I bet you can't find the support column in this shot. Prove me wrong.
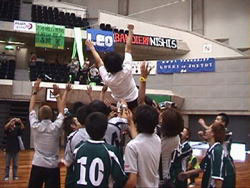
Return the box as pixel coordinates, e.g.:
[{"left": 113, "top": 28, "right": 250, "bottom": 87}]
[
  {"left": 191, "top": 0, "right": 204, "bottom": 35},
  {"left": 118, "top": 0, "right": 129, "bottom": 16}
]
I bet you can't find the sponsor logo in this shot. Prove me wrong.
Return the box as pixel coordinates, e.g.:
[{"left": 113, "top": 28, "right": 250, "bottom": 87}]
[{"left": 114, "top": 32, "right": 177, "bottom": 49}]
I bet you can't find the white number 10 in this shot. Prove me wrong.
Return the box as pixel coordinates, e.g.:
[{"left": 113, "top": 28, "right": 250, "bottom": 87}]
[{"left": 77, "top": 157, "right": 104, "bottom": 186}]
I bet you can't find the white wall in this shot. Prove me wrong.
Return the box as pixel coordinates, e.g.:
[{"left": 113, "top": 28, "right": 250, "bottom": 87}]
[
  {"left": 63, "top": 0, "right": 118, "bottom": 18},
  {"left": 99, "top": 11, "right": 244, "bottom": 59},
  {"left": 204, "top": 0, "right": 250, "bottom": 48},
  {"left": 129, "top": 0, "right": 190, "bottom": 31}
]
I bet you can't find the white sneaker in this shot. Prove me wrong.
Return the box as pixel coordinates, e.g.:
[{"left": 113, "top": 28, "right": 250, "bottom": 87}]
[
  {"left": 14, "top": 176, "right": 19, "bottom": 180},
  {"left": 3, "top": 176, "right": 9, "bottom": 181}
]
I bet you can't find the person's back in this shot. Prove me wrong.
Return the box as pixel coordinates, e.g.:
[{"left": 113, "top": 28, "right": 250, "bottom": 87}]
[
  {"left": 73, "top": 140, "right": 127, "bottom": 187},
  {"left": 70, "top": 112, "right": 128, "bottom": 187},
  {"left": 125, "top": 133, "right": 161, "bottom": 187},
  {"left": 30, "top": 110, "right": 64, "bottom": 168},
  {"left": 124, "top": 104, "right": 161, "bottom": 187}
]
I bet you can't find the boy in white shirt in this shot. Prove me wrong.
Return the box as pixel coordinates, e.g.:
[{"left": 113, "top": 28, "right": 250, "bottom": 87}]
[{"left": 85, "top": 24, "right": 138, "bottom": 110}]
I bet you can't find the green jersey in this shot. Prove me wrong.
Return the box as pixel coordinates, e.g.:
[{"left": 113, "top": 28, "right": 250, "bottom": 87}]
[
  {"left": 200, "top": 142, "right": 236, "bottom": 188},
  {"left": 169, "top": 141, "right": 193, "bottom": 188},
  {"left": 71, "top": 139, "right": 128, "bottom": 188}
]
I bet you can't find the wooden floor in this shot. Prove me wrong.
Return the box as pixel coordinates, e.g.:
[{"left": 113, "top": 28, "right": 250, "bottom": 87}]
[{"left": 0, "top": 150, "right": 249, "bottom": 188}]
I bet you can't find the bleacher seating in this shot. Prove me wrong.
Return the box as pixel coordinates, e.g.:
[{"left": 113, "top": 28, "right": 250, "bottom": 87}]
[
  {"left": 31, "top": 4, "right": 90, "bottom": 28},
  {"left": 0, "top": 59, "right": 16, "bottom": 79},
  {"left": 99, "top": 23, "right": 128, "bottom": 34},
  {"left": 29, "top": 62, "right": 69, "bottom": 83},
  {"left": 0, "top": 0, "right": 20, "bottom": 22}
]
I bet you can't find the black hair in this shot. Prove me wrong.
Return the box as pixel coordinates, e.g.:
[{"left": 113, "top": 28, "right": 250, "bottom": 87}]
[
  {"left": 85, "top": 112, "right": 108, "bottom": 140},
  {"left": 135, "top": 104, "right": 159, "bottom": 134},
  {"left": 103, "top": 52, "right": 123, "bottom": 74},
  {"left": 63, "top": 115, "right": 74, "bottom": 136},
  {"left": 76, "top": 105, "right": 89, "bottom": 125},
  {"left": 160, "top": 108, "right": 184, "bottom": 137},
  {"left": 87, "top": 100, "right": 110, "bottom": 116},
  {"left": 70, "top": 102, "right": 85, "bottom": 116},
  {"left": 217, "top": 113, "right": 229, "bottom": 127},
  {"left": 144, "top": 96, "right": 154, "bottom": 106}
]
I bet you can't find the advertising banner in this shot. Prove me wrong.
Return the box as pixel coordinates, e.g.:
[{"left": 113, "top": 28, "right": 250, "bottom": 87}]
[
  {"left": 14, "top": 20, "right": 36, "bottom": 33},
  {"left": 157, "top": 58, "right": 215, "bottom": 74},
  {"left": 87, "top": 29, "right": 114, "bottom": 52},
  {"left": 35, "top": 24, "right": 65, "bottom": 49},
  {"left": 114, "top": 32, "right": 177, "bottom": 49}
]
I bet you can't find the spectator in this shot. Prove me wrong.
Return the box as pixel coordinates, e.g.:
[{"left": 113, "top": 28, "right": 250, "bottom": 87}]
[
  {"left": 159, "top": 108, "right": 184, "bottom": 184},
  {"left": 124, "top": 104, "right": 161, "bottom": 187},
  {"left": 65, "top": 112, "right": 128, "bottom": 187},
  {"left": 85, "top": 24, "right": 138, "bottom": 110},
  {"left": 29, "top": 52, "right": 37, "bottom": 66},
  {"left": 178, "top": 122, "right": 236, "bottom": 188},
  {"left": 3, "top": 118, "right": 25, "bottom": 181},
  {"left": 67, "top": 58, "right": 80, "bottom": 83},
  {"left": 28, "top": 79, "right": 69, "bottom": 188}
]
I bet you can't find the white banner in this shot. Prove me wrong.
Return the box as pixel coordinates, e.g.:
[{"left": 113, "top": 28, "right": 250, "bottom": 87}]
[
  {"left": 14, "top": 20, "right": 36, "bottom": 33},
  {"left": 74, "top": 27, "right": 85, "bottom": 68},
  {"left": 131, "top": 61, "right": 157, "bottom": 75}
]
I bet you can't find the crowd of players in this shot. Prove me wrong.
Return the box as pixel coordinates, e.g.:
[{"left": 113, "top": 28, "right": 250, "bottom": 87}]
[{"left": 2, "top": 24, "right": 236, "bottom": 188}]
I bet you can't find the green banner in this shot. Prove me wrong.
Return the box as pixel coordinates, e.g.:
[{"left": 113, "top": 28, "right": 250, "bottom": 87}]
[
  {"left": 147, "top": 94, "right": 172, "bottom": 103},
  {"left": 35, "top": 24, "right": 65, "bottom": 49}
]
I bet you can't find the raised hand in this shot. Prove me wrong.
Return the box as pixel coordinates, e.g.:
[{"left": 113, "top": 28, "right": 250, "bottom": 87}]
[
  {"left": 85, "top": 40, "right": 95, "bottom": 50},
  {"left": 101, "top": 85, "right": 108, "bottom": 93},
  {"left": 52, "top": 84, "right": 60, "bottom": 96},
  {"left": 66, "top": 83, "right": 72, "bottom": 92},
  {"left": 86, "top": 85, "right": 92, "bottom": 96},
  {"left": 140, "top": 61, "right": 152, "bottom": 79},
  {"left": 34, "top": 79, "right": 41, "bottom": 92},
  {"left": 127, "top": 24, "right": 134, "bottom": 31}
]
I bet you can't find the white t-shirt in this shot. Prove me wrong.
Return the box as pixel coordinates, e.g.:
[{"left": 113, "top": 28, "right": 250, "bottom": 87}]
[
  {"left": 99, "top": 52, "right": 138, "bottom": 102},
  {"left": 124, "top": 133, "right": 161, "bottom": 187}
]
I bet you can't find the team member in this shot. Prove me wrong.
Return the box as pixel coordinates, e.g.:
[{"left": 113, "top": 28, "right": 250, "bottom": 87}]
[
  {"left": 179, "top": 122, "right": 236, "bottom": 188},
  {"left": 198, "top": 113, "right": 232, "bottom": 155},
  {"left": 85, "top": 24, "right": 138, "bottom": 110},
  {"left": 69, "top": 112, "right": 128, "bottom": 187},
  {"left": 28, "top": 79, "right": 69, "bottom": 188},
  {"left": 169, "top": 128, "right": 193, "bottom": 188},
  {"left": 124, "top": 104, "right": 161, "bottom": 187}
]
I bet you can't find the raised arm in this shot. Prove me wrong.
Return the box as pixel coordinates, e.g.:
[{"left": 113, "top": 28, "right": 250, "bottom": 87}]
[
  {"left": 52, "top": 84, "right": 64, "bottom": 115},
  {"left": 125, "top": 24, "right": 134, "bottom": 53},
  {"left": 61, "top": 83, "right": 72, "bottom": 108},
  {"left": 99, "top": 85, "right": 108, "bottom": 101},
  {"left": 86, "top": 85, "right": 93, "bottom": 102},
  {"left": 137, "top": 61, "right": 152, "bottom": 105},
  {"left": 16, "top": 118, "right": 25, "bottom": 130},
  {"left": 198, "top": 118, "right": 210, "bottom": 129},
  {"left": 4, "top": 118, "right": 16, "bottom": 130},
  {"left": 85, "top": 40, "right": 104, "bottom": 68},
  {"left": 29, "top": 79, "right": 41, "bottom": 112}
]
